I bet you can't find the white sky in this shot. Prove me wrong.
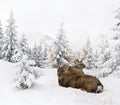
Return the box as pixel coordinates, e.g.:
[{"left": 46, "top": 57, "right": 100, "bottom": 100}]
[{"left": 0, "top": 0, "right": 120, "bottom": 49}]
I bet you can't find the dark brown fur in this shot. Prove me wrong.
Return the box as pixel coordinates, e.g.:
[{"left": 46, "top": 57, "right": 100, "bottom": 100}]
[
  {"left": 65, "top": 67, "right": 84, "bottom": 77},
  {"left": 74, "top": 74, "right": 103, "bottom": 93},
  {"left": 57, "top": 66, "right": 103, "bottom": 93}
]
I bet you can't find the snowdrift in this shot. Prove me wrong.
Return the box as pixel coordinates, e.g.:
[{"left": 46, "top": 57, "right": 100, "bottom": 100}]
[{"left": 0, "top": 60, "right": 120, "bottom": 105}]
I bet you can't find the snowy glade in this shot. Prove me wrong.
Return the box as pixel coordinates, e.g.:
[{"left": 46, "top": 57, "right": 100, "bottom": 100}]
[
  {"left": 0, "top": 7, "right": 120, "bottom": 90},
  {"left": 1, "top": 1, "right": 120, "bottom": 105}
]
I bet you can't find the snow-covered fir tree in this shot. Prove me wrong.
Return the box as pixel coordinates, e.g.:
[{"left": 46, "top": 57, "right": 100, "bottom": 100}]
[
  {"left": 98, "top": 36, "right": 111, "bottom": 65},
  {"left": 95, "top": 7, "right": 120, "bottom": 77},
  {"left": 109, "top": 8, "right": 120, "bottom": 75},
  {"left": 113, "top": 8, "right": 120, "bottom": 32},
  {"left": 19, "top": 34, "right": 29, "bottom": 55},
  {"left": 112, "top": 8, "right": 120, "bottom": 67},
  {"left": 15, "top": 55, "right": 42, "bottom": 89},
  {"left": 93, "top": 50, "right": 100, "bottom": 69},
  {"left": 27, "top": 47, "right": 33, "bottom": 60},
  {"left": 84, "top": 37, "right": 96, "bottom": 69},
  {"left": 30, "top": 43, "right": 48, "bottom": 68},
  {"left": 2, "top": 11, "right": 18, "bottom": 62},
  {"left": 51, "top": 22, "right": 71, "bottom": 67},
  {"left": 96, "top": 35, "right": 115, "bottom": 77},
  {"left": 109, "top": 38, "right": 120, "bottom": 77},
  {"left": 0, "top": 20, "right": 4, "bottom": 59}
]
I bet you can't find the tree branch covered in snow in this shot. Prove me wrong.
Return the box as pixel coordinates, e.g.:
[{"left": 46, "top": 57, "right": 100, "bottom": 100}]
[{"left": 15, "top": 56, "right": 42, "bottom": 89}]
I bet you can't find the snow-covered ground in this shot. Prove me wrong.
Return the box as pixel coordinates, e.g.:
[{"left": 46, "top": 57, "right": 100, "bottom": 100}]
[{"left": 0, "top": 60, "right": 120, "bottom": 105}]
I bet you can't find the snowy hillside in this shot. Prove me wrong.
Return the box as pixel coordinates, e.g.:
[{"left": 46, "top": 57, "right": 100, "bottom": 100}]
[
  {"left": 18, "top": 32, "right": 54, "bottom": 48},
  {"left": 26, "top": 32, "right": 53, "bottom": 45},
  {"left": 0, "top": 60, "right": 120, "bottom": 105}
]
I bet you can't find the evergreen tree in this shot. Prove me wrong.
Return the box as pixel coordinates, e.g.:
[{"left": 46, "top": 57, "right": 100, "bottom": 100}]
[
  {"left": 111, "top": 34, "right": 120, "bottom": 70},
  {"left": 52, "top": 22, "right": 70, "bottom": 67},
  {"left": 96, "top": 36, "right": 115, "bottom": 77},
  {"left": 112, "top": 8, "right": 120, "bottom": 67},
  {"left": 0, "top": 21, "right": 4, "bottom": 58},
  {"left": 2, "top": 11, "right": 18, "bottom": 62},
  {"left": 15, "top": 56, "right": 41, "bottom": 89},
  {"left": 103, "top": 8, "right": 120, "bottom": 77},
  {"left": 84, "top": 37, "right": 96, "bottom": 69},
  {"left": 113, "top": 8, "right": 120, "bottom": 32},
  {"left": 30, "top": 44, "right": 48, "bottom": 68},
  {"left": 19, "top": 34, "right": 29, "bottom": 55},
  {"left": 98, "top": 36, "right": 111, "bottom": 65}
]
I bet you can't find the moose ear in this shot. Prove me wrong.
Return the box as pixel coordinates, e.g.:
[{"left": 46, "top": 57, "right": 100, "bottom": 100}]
[
  {"left": 74, "top": 59, "right": 79, "bottom": 63},
  {"left": 74, "top": 59, "right": 77, "bottom": 63}
]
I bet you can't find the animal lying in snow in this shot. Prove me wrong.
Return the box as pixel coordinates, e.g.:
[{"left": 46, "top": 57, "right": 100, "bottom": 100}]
[{"left": 57, "top": 65, "right": 103, "bottom": 93}]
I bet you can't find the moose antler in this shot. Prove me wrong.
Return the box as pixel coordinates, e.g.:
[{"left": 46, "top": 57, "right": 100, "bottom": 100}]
[{"left": 70, "top": 50, "right": 78, "bottom": 64}]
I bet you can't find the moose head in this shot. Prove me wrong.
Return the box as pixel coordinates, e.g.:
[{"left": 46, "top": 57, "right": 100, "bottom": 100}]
[
  {"left": 73, "top": 49, "right": 87, "bottom": 70},
  {"left": 73, "top": 59, "right": 86, "bottom": 69}
]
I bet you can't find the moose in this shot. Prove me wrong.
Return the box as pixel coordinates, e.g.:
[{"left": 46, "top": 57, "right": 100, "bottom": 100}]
[{"left": 56, "top": 49, "right": 104, "bottom": 93}]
